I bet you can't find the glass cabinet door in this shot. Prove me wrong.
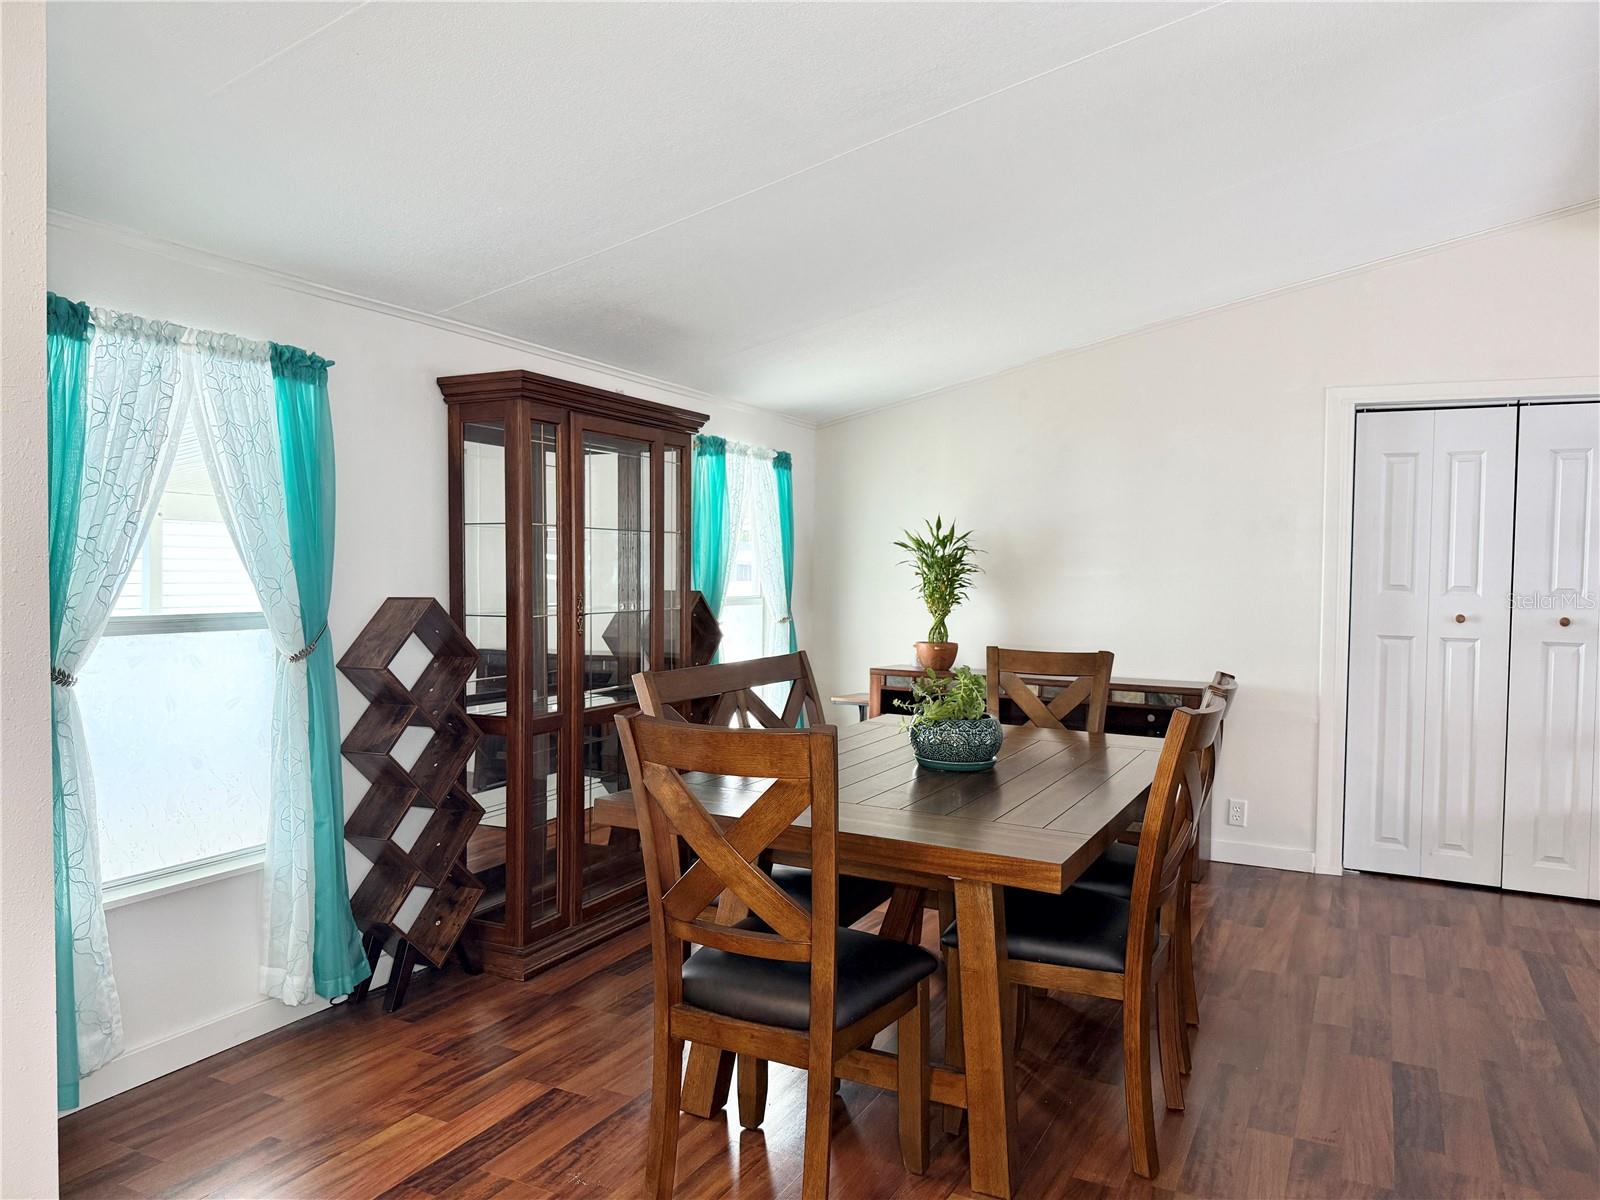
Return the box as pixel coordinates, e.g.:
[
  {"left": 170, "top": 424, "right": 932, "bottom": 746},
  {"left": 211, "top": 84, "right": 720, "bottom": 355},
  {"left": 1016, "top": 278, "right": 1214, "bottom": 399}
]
[
  {"left": 523, "top": 418, "right": 563, "bottom": 929},
  {"left": 579, "top": 717, "right": 635, "bottom": 906},
  {"left": 579, "top": 428, "right": 652, "bottom": 709},
  {"left": 521, "top": 729, "right": 561, "bottom": 927},
  {"left": 576, "top": 424, "right": 656, "bottom": 911},
  {"left": 529, "top": 419, "right": 560, "bottom": 717},
  {"left": 460, "top": 418, "right": 511, "bottom": 927},
  {"left": 460, "top": 413, "right": 566, "bottom": 938},
  {"left": 461, "top": 420, "right": 508, "bottom": 717},
  {"left": 661, "top": 442, "right": 685, "bottom": 671}
]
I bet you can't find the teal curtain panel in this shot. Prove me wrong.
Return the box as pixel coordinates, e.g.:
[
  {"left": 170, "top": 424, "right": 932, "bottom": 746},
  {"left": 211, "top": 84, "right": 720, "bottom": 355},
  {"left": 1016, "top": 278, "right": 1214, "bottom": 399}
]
[
  {"left": 774, "top": 450, "right": 797, "bottom": 654},
  {"left": 690, "top": 434, "right": 731, "bottom": 615},
  {"left": 270, "top": 344, "right": 369, "bottom": 999},
  {"left": 47, "top": 294, "right": 89, "bottom": 1111},
  {"left": 49, "top": 305, "right": 192, "bottom": 1108}
]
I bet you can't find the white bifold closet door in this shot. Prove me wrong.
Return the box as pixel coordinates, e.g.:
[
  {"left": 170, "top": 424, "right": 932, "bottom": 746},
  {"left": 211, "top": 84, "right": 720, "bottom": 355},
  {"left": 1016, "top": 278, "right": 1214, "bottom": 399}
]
[
  {"left": 1502, "top": 401, "right": 1600, "bottom": 899},
  {"left": 1344, "top": 406, "right": 1516, "bottom": 885}
]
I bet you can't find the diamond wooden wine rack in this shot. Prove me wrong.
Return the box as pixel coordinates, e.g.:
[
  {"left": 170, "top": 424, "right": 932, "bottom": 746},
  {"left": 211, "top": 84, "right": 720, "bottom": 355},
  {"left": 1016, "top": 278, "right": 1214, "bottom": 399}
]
[{"left": 339, "top": 597, "right": 486, "bottom": 1010}]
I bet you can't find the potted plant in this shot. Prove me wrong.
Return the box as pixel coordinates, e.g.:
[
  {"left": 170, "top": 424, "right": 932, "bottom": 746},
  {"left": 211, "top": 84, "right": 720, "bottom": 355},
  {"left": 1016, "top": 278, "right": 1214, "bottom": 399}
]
[
  {"left": 896, "top": 666, "right": 1003, "bottom": 771},
  {"left": 895, "top": 515, "right": 981, "bottom": 672}
]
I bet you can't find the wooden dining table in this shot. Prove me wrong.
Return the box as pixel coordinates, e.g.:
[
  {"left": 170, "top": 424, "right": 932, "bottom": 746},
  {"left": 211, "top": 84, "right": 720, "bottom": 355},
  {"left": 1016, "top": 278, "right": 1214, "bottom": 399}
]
[{"left": 592, "top": 713, "right": 1164, "bottom": 1199}]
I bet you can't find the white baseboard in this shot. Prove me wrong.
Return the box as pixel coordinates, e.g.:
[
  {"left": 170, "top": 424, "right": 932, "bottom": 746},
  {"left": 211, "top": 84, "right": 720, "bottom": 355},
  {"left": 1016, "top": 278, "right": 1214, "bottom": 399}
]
[
  {"left": 1210, "top": 837, "right": 1317, "bottom": 874},
  {"left": 70, "top": 994, "right": 330, "bottom": 1112}
]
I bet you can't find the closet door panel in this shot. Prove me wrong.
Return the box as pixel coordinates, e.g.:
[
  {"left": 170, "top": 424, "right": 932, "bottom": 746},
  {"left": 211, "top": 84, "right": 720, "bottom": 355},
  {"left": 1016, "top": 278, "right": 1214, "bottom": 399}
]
[
  {"left": 1504, "top": 402, "right": 1600, "bottom": 898},
  {"left": 1419, "top": 407, "right": 1516, "bottom": 885},
  {"left": 1345, "top": 410, "right": 1434, "bottom": 876}
]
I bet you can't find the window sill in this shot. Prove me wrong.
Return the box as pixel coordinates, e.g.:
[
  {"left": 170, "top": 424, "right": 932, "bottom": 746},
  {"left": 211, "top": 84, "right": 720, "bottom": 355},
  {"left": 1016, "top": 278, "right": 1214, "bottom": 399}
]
[{"left": 102, "top": 847, "right": 265, "bottom": 911}]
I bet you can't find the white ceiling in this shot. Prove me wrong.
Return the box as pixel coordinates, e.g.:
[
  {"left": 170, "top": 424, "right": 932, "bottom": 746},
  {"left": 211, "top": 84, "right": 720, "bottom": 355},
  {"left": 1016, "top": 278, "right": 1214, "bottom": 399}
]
[{"left": 47, "top": 2, "right": 1599, "bottom": 423}]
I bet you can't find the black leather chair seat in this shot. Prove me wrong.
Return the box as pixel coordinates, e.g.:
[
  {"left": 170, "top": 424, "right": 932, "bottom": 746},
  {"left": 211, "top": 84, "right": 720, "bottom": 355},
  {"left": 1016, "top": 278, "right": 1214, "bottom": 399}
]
[
  {"left": 683, "top": 926, "right": 938, "bottom": 1031},
  {"left": 771, "top": 863, "right": 895, "bottom": 927},
  {"left": 1072, "top": 842, "right": 1138, "bottom": 899},
  {"left": 941, "top": 886, "right": 1131, "bottom": 973}
]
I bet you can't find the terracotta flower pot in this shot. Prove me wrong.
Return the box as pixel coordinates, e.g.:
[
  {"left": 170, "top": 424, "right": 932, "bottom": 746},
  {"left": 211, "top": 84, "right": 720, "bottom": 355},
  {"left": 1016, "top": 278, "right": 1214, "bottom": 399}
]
[{"left": 913, "top": 641, "right": 958, "bottom": 672}]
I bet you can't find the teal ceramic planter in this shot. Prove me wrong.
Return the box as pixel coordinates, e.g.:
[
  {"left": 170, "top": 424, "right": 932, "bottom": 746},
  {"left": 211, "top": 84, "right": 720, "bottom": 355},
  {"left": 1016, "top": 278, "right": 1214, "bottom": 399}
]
[{"left": 909, "top": 715, "right": 1003, "bottom": 770}]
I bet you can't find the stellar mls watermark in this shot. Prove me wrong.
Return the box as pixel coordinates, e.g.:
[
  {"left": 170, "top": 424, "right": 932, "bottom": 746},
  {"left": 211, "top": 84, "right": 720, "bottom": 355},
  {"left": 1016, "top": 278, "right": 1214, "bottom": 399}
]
[{"left": 1507, "top": 589, "right": 1598, "bottom": 611}]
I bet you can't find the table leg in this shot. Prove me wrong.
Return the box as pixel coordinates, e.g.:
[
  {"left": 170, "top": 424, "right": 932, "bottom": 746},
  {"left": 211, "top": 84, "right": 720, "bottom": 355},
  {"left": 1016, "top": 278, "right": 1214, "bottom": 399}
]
[{"left": 955, "top": 879, "right": 1018, "bottom": 1199}]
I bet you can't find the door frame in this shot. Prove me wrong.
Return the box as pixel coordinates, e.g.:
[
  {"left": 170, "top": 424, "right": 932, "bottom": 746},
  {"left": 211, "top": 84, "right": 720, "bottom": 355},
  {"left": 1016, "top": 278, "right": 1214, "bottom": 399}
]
[{"left": 1313, "top": 377, "right": 1600, "bottom": 876}]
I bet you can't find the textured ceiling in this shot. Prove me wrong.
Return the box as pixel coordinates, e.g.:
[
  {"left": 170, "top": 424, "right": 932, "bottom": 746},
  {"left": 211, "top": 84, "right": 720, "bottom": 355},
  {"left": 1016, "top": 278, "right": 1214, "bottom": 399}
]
[{"left": 47, "top": 2, "right": 1600, "bottom": 422}]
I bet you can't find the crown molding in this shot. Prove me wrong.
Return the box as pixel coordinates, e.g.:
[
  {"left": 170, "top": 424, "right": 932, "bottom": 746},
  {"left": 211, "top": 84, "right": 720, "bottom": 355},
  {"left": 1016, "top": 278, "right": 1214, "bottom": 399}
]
[
  {"left": 45, "top": 209, "right": 819, "bottom": 433},
  {"left": 817, "top": 199, "right": 1600, "bottom": 429}
]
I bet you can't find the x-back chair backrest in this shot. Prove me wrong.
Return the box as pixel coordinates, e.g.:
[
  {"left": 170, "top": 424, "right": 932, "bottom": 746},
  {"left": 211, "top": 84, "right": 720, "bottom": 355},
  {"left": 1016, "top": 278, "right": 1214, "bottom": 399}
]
[
  {"left": 633, "top": 652, "right": 826, "bottom": 730},
  {"left": 616, "top": 715, "right": 839, "bottom": 1010},
  {"left": 1125, "top": 693, "right": 1227, "bottom": 980},
  {"left": 986, "top": 647, "right": 1116, "bottom": 734},
  {"left": 1199, "top": 671, "right": 1237, "bottom": 812}
]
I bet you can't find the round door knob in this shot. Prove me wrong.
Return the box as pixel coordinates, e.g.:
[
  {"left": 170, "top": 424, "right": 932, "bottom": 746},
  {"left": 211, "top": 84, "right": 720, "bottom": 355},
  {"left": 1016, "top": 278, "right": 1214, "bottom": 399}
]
[
  {"left": 1454, "top": 613, "right": 1466, "bottom": 624},
  {"left": 1560, "top": 616, "right": 1572, "bottom": 628}
]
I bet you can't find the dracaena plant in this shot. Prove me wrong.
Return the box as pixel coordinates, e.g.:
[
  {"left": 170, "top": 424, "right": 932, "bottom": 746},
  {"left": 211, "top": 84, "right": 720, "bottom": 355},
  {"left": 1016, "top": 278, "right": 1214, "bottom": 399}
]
[{"left": 895, "top": 516, "right": 982, "bottom": 643}]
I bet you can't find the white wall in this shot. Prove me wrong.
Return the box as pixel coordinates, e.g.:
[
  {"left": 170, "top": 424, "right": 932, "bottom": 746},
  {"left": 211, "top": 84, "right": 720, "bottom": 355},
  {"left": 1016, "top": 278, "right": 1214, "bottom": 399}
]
[
  {"left": 810, "top": 207, "right": 1600, "bottom": 871},
  {"left": 47, "top": 216, "right": 817, "bottom": 1108},
  {"left": 0, "top": 4, "right": 61, "bottom": 1194}
]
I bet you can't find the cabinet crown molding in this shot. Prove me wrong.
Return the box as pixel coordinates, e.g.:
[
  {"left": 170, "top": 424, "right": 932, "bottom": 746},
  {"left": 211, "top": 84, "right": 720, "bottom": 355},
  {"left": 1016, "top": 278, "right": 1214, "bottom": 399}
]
[{"left": 438, "top": 369, "right": 709, "bottom": 434}]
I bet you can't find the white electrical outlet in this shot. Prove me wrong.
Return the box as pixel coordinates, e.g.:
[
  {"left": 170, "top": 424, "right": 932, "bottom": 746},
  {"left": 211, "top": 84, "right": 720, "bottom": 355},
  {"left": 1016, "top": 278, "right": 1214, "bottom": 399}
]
[{"left": 1227, "top": 798, "right": 1248, "bottom": 828}]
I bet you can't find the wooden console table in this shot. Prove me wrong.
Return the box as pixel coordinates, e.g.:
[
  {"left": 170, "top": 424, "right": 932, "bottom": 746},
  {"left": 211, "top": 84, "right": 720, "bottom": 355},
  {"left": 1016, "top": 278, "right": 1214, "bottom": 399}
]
[{"left": 858, "top": 664, "right": 1207, "bottom": 739}]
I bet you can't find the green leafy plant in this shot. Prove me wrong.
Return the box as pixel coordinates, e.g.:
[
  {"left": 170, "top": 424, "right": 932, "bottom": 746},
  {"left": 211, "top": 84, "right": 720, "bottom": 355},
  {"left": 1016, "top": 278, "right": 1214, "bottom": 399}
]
[
  {"left": 894, "top": 515, "right": 982, "bottom": 643},
  {"left": 895, "top": 666, "right": 989, "bottom": 728}
]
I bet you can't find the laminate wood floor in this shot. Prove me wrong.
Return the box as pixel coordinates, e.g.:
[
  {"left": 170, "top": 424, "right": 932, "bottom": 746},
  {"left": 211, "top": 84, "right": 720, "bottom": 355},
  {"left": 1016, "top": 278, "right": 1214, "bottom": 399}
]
[{"left": 60, "top": 865, "right": 1599, "bottom": 1199}]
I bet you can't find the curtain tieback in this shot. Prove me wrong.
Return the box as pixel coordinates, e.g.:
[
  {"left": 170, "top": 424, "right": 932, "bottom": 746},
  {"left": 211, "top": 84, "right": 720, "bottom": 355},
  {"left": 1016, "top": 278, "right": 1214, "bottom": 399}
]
[
  {"left": 286, "top": 623, "right": 328, "bottom": 664},
  {"left": 51, "top": 666, "right": 78, "bottom": 688},
  {"left": 776, "top": 616, "right": 792, "bottom": 624}
]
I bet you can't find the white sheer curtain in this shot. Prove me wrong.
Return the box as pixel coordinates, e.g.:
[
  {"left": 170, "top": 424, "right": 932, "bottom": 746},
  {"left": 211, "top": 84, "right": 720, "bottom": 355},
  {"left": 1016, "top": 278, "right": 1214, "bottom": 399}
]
[
  {"left": 188, "top": 333, "right": 318, "bottom": 1004},
  {"left": 720, "top": 443, "right": 791, "bottom": 709},
  {"left": 55, "top": 310, "right": 191, "bottom": 1072},
  {"left": 719, "top": 444, "right": 752, "bottom": 615},
  {"left": 741, "top": 446, "right": 792, "bottom": 660}
]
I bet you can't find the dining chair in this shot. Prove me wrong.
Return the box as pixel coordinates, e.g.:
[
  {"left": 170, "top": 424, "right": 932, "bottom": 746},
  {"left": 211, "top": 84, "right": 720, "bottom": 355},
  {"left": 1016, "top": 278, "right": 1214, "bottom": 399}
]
[
  {"left": 1084, "top": 672, "right": 1235, "bottom": 1037},
  {"left": 617, "top": 715, "right": 937, "bottom": 1199},
  {"left": 940, "top": 693, "right": 1226, "bottom": 1178},
  {"left": 986, "top": 646, "right": 1115, "bottom": 733},
  {"left": 635, "top": 654, "right": 902, "bottom": 1127},
  {"left": 634, "top": 653, "right": 896, "bottom": 926},
  {"left": 973, "top": 647, "right": 1117, "bottom": 1057}
]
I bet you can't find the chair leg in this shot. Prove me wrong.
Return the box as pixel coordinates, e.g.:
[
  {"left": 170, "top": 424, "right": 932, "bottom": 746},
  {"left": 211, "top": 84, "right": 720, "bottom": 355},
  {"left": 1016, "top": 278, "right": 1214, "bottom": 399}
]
[
  {"left": 1013, "top": 985, "right": 1035, "bottom": 1054},
  {"left": 1157, "top": 972, "right": 1186, "bottom": 1112},
  {"left": 1180, "top": 882, "right": 1200, "bottom": 1032},
  {"left": 680, "top": 1046, "right": 734, "bottom": 1116},
  {"left": 941, "top": 944, "right": 965, "bottom": 1135},
  {"left": 1177, "top": 910, "right": 1196, "bottom": 1078},
  {"left": 1123, "top": 981, "right": 1159, "bottom": 1179},
  {"left": 802, "top": 1060, "right": 835, "bottom": 1199},
  {"left": 935, "top": 891, "right": 956, "bottom": 955},
  {"left": 880, "top": 886, "right": 925, "bottom": 943},
  {"left": 897, "top": 979, "right": 931, "bottom": 1174},
  {"left": 647, "top": 1022, "right": 685, "bottom": 1200},
  {"left": 736, "top": 1055, "right": 768, "bottom": 1131}
]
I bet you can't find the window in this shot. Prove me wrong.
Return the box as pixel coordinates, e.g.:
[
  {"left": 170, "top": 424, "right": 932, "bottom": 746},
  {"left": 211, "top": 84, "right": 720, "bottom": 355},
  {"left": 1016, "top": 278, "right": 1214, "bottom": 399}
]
[
  {"left": 78, "top": 417, "right": 272, "bottom": 888},
  {"left": 718, "top": 513, "right": 769, "bottom": 666},
  {"left": 717, "top": 507, "right": 792, "bottom": 712}
]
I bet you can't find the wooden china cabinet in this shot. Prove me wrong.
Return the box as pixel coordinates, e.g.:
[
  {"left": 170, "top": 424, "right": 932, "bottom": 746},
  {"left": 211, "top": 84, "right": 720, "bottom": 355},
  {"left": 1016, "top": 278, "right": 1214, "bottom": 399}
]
[{"left": 440, "top": 370, "right": 706, "bottom": 979}]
